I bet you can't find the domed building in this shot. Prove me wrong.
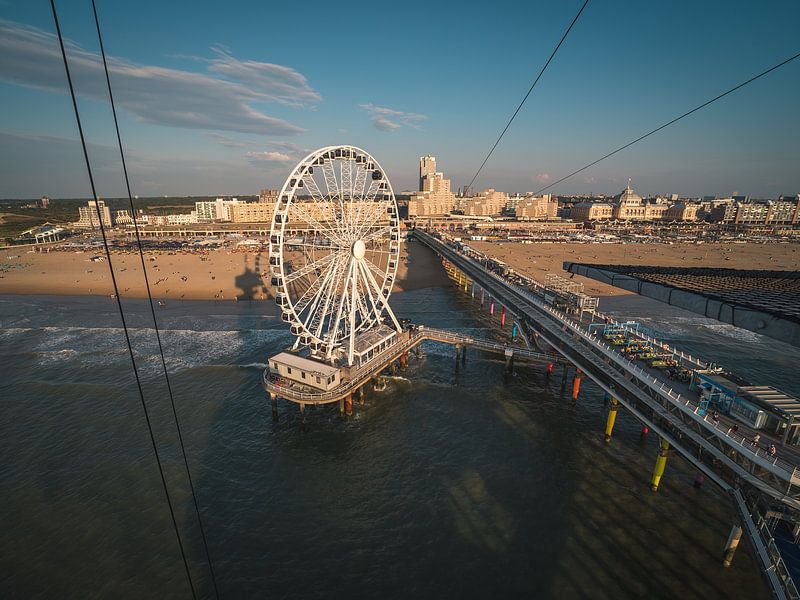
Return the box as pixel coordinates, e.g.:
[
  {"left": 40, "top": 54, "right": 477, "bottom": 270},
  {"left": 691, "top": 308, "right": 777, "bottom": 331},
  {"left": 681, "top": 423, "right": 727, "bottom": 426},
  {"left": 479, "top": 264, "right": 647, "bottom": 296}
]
[{"left": 612, "top": 180, "right": 668, "bottom": 221}]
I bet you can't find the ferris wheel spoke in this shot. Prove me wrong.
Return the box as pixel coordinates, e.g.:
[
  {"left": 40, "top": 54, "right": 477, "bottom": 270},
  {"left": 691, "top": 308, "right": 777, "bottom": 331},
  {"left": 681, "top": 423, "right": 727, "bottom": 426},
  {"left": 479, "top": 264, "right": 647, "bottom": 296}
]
[
  {"left": 292, "top": 252, "right": 344, "bottom": 316},
  {"left": 360, "top": 225, "right": 392, "bottom": 245},
  {"left": 301, "top": 261, "right": 338, "bottom": 333},
  {"left": 354, "top": 203, "right": 388, "bottom": 238},
  {"left": 356, "top": 260, "right": 385, "bottom": 325},
  {"left": 284, "top": 251, "right": 337, "bottom": 285},
  {"left": 303, "top": 174, "right": 340, "bottom": 229},
  {"left": 321, "top": 160, "right": 343, "bottom": 208},
  {"left": 364, "top": 257, "right": 388, "bottom": 286},
  {"left": 364, "top": 180, "right": 382, "bottom": 202},
  {"left": 290, "top": 202, "right": 344, "bottom": 246},
  {"left": 307, "top": 253, "right": 348, "bottom": 337},
  {"left": 327, "top": 259, "right": 353, "bottom": 350},
  {"left": 353, "top": 165, "right": 368, "bottom": 201}
]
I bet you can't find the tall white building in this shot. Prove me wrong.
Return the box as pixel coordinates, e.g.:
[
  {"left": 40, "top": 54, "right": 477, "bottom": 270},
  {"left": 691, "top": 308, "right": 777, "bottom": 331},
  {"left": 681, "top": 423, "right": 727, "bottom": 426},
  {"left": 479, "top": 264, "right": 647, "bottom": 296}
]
[
  {"left": 419, "top": 155, "right": 436, "bottom": 191},
  {"left": 195, "top": 198, "right": 239, "bottom": 222},
  {"left": 76, "top": 200, "right": 113, "bottom": 228}
]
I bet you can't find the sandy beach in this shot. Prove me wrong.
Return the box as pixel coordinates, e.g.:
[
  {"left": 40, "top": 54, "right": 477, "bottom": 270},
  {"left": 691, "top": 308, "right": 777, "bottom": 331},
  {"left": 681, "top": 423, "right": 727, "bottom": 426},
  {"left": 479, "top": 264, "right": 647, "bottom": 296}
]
[
  {"left": 0, "top": 239, "right": 451, "bottom": 301},
  {"left": 470, "top": 240, "right": 799, "bottom": 296}
]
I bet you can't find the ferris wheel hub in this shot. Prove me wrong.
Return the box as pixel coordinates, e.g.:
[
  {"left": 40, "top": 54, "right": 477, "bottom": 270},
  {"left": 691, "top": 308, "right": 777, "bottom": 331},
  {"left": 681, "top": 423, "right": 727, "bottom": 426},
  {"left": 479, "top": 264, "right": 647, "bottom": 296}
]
[{"left": 351, "top": 239, "right": 366, "bottom": 260}]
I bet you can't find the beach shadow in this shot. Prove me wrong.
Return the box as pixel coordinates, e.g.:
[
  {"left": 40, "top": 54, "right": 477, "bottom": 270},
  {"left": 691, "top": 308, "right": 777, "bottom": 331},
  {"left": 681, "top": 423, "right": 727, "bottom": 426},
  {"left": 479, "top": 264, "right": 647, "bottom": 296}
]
[{"left": 234, "top": 253, "right": 268, "bottom": 301}]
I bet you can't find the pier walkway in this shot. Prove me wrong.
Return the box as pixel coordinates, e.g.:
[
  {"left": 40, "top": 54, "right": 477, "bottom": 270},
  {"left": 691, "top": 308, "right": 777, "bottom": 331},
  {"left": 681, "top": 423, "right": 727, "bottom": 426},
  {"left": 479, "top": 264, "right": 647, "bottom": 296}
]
[
  {"left": 262, "top": 326, "right": 566, "bottom": 405},
  {"left": 416, "top": 229, "right": 800, "bottom": 599}
]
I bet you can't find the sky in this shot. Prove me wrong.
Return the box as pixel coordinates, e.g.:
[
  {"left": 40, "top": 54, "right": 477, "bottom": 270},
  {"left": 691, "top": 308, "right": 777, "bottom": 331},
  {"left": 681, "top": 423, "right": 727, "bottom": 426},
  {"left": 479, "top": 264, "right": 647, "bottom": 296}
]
[{"left": 0, "top": 0, "right": 799, "bottom": 199}]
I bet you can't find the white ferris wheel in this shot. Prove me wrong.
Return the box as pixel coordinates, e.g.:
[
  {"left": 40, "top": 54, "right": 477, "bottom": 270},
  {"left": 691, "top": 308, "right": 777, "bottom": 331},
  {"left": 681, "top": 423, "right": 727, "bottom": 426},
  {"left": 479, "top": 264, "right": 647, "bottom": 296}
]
[{"left": 269, "top": 145, "right": 402, "bottom": 366}]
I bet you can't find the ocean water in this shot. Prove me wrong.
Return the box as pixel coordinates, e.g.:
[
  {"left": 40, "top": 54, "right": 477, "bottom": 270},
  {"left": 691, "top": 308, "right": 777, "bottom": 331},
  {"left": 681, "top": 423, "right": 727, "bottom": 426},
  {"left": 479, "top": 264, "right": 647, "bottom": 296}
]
[{"left": 2, "top": 287, "right": 792, "bottom": 599}]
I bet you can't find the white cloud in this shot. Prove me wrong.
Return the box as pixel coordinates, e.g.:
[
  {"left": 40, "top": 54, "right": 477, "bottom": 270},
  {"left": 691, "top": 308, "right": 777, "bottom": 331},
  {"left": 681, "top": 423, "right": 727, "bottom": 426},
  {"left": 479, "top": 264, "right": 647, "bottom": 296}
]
[
  {"left": 0, "top": 19, "right": 319, "bottom": 136},
  {"left": 535, "top": 172, "right": 551, "bottom": 184},
  {"left": 358, "top": 103, "right": 427, "bottom": 131},
  {"left": 245, "top": 151, "right": 294, "bottom": 164},
  {"left": 208, "top": 46, "right": 320, "bottom": 108}
]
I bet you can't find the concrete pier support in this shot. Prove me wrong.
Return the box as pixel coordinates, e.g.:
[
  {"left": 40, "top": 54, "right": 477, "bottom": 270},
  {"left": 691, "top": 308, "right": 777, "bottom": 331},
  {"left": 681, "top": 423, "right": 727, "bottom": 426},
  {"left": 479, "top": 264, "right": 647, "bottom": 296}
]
[
  {"left": 501, "top": 306, "right": 507, "bottom": 328},
  {"left": 339, "top": 397, "right": 345, "bottom": 416},
  {"left": 604, "top": 397, "right": 619, "bottom": 442},
  {"left": 345, "top": 393, "right": 353, "bottom": 416},
  {"left": 399, "top": 352, "right": 409, "bottom": 370},
  {"left": 460, "top": 345, "right": 467, "bottom": 365},
  {"left": 722, "top": 524, "right": 743, "bottom": 567},
  {"left": 480, "top": 288, "right": 485, "bottom": 306},
  {"left": 270, "top": 392, "right": 278, "bottom": 422},
  {"left": 572, "top": 370, "right": 582, "bottom": 401},
  {"left": 455, "top": 344, "right": 462, "bottom": 370},
  {"left": 651, "top": 439, "right": 670, "bottom": 492},
  {"left": 414, "top": 344, "right": 421, "bottom": 358},
  {"left": 358, "top": 386, "right": 365, "bottom": 404},
  {"left": 505, "top": 349, "right": 514, "bottom": 374}
]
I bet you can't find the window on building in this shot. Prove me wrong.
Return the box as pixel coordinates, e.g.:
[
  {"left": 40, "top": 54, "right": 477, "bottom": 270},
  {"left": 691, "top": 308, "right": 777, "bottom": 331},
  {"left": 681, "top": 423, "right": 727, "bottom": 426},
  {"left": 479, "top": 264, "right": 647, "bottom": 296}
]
[
  {"left": 316, "top": 376, "right": 321, "bottom": 384},
  {"left": 287, "top": 367, "right": 292, "bottom": 374},
  {"left": 301, "top": 372, "right": 306, "bottom": 379}
]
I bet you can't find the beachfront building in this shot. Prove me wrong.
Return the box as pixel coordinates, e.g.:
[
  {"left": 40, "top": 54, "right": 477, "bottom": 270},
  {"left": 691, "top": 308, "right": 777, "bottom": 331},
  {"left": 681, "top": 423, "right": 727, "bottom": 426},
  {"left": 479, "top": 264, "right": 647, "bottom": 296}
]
[
  {"left": 76, "top": 200, "right": 113, "bottom": 228},
  {"left": 408, "top": 155, "right": 457, "bottom": 217},
  {"left": 113, "top": 209, "right": 150, "bottom": 226},
  {"left": 230, "top": 202, "right": 275, "bottom": 223},
  {"left": 570, "top": 201, "right": 614, "bottom": 221},
  {"left": 167, "top": 212, "right": 199, "bottom": 225},
  {"left": 708, "top": 197, "right": 800, "bottom": 225},
  {"left": 663, "top": 202, "right": 701, "bottom": 221},
  {"left": 195, "top": 198, "right": 239, "bottom": 222},
  {"left": 456, "top": 188, "right": 509, "bottom": 217},
  {"left": 513, "top": 194, "right": 558, "bottom": 220},
  {"left": 259, "top": 188, "right": 279, "bottom": 204}
]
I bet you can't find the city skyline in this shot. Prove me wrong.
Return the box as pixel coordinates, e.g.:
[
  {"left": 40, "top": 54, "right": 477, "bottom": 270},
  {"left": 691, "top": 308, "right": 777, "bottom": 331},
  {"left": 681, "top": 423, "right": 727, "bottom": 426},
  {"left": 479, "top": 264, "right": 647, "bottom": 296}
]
[{"left": 1, "top": 1, "right": 799, "bottom": 198}]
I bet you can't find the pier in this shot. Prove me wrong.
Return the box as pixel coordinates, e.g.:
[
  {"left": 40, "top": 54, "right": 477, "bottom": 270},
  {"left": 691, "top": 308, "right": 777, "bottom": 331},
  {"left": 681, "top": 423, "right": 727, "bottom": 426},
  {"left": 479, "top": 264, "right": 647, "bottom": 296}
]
[
  {"left": 262, "top": 325, "right": 567, "bottom": 406},
  {"left": 414, "top": 229, "right": 800, "bottom": 599}
]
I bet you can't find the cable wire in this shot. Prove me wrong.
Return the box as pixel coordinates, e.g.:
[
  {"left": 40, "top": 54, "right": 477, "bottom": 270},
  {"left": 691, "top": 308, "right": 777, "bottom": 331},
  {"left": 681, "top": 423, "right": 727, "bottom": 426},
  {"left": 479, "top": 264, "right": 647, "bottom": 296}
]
[
  {"left": 48, "top": 1, "right": 197, "bottom": 597},
  {"left": 531, "top": 50, "right": 800, "bottom": 196},
  {"left": 89, "top": 1, "right": 221, "bottom": 597},
  {"left": 466, "top": 0, "right": 590, "bottom": 192}
]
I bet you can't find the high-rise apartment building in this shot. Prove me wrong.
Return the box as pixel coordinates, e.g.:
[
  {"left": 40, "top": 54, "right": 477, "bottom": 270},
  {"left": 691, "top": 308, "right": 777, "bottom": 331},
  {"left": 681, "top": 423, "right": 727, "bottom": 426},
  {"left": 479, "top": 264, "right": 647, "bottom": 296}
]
[
  {"left": 408, "top": 156, "right": 456, "bottom": 217},
  {"left": 419, "top": 155, "right": 436, "bottom": 191},
  {"left": 76, "top": 200, "right": 113, "bottom": 228},
  {"left": 195, "top": 198, "right": 239, "bottom": 222}
]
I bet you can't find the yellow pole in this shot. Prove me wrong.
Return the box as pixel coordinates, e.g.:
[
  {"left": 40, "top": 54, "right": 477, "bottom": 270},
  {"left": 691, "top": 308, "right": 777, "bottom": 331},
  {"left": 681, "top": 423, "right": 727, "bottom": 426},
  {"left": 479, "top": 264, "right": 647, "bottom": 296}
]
[
  {"left": 651, "top": 439, "right": 670, "bottom": 492},
  {"left": 604, "top": 397, "right": 618, "bottom": 442}
]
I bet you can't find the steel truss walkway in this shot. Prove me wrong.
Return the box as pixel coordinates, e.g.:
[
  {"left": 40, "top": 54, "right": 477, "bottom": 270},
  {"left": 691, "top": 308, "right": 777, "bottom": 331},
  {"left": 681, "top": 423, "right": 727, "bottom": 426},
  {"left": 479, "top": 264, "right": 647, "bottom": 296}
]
[{"left": 416, "top": 229, "right": 799, "bottom": 599}]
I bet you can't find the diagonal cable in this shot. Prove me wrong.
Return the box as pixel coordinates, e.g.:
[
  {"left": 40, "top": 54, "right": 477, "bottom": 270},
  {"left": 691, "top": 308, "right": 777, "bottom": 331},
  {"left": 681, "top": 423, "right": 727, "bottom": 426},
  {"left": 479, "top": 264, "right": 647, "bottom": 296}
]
[
  {"left": 89, "top": 1, "right": 221, "bottom": 597},
  {"left": 466, "top": 0, "right": 590, "bottom": 192},
  {"left": 49, "top": 1, "right": 197, "bottom": 597},
  {"left": 531, "top": 50, "right": 800, "bottom": 196}
]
